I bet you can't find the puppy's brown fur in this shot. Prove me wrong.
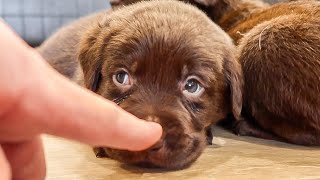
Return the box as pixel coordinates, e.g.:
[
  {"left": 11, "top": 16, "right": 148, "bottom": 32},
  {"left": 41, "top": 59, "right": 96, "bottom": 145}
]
[
  {"left": 110, "top": 0, "right": 268, "bottom": 36},
  {"left": 184, "top": 0, "right": 320, "bottom": 145},
  {"left": 38, "top": 0, "right": 243, "bottom": 169}
]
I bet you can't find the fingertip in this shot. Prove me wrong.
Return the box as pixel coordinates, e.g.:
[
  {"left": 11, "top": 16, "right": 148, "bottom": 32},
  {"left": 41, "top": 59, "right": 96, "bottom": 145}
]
[
  {"left": 126, "top": 121, "right": 163, "bottom": 151},
  {"left": 144, "top": 121, "right": 163, "bottom": 148},
  {"left": 146, "top": 121, "right": 163, "bottom": 141}
]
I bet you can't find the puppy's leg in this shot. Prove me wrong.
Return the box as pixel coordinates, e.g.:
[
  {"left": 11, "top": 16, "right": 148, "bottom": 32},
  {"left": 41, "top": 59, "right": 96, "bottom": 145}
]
[
  {"left": 232, "top": 117, "right": 284, "bottom": 141},
  {"left": 205, "top": 126, "right": 213, "bottom": 145},
  {"left": 248, "top": 103, "right": 320, "bottom": 145}
]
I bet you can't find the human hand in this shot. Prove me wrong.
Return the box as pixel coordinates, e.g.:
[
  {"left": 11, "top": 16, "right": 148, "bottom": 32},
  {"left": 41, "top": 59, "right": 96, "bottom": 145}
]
[{"left": 0, "top": 20, "right": 162, "bottom": 180}]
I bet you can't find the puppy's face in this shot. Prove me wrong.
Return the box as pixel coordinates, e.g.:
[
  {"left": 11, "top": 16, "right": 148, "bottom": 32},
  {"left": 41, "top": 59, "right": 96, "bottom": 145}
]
[{"left": 79, "top": 1, "right": 242, "bottom": 169}]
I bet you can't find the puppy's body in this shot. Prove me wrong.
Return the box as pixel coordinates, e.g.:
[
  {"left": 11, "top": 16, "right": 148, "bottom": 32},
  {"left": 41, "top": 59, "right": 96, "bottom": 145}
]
[
  {"left": 236, "top": 1, "right": 320, "bottom": 145},
  {"left": 38, "top": 1, "right": 242, "bottom": 169},
  {"left": 186, "top": 0, "right": 320, "bottom": 145},
  {"left": 218, "top": 0, "right": 319, "bottom": 43}
]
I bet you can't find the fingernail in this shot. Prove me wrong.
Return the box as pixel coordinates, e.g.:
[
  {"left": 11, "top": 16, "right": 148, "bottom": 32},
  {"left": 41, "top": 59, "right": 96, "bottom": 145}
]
[
  {"left": 147, "top": 121, "right": 163, "bottom": 132},
  {"left": 145, "top": 121, "right": 163, "bottom": 143}
]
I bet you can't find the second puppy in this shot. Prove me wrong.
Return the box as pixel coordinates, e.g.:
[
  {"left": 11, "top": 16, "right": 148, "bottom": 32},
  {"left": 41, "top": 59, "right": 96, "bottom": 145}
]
[{"left": 185, "top": 0, "right": 320, "bottom": 146}]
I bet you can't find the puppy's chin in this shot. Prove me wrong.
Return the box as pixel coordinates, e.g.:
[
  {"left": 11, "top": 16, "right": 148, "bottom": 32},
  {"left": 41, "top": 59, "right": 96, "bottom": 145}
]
[{"left": 102, "top": 132, "right": 206, "bottom": 170}]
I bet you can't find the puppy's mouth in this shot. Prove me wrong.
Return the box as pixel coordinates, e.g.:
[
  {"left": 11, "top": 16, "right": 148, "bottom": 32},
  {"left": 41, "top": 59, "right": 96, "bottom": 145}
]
[{"left": 100, "top": 132, "right": 206, "bottom": 170}]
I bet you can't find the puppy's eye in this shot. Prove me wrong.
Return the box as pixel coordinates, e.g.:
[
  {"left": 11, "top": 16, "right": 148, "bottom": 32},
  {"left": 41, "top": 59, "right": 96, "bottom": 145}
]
[
  {"left": 182, "top": 77, "right": 204, "bottom": 98},
  {"left": 112, "top": 69, "right": 132, "bottom": 88},
  {"left": 184, "top": 79, "right": 202, "bottom": 94},
  {"left": 116, "top": 71, "right": 129, "bottom": 85}
]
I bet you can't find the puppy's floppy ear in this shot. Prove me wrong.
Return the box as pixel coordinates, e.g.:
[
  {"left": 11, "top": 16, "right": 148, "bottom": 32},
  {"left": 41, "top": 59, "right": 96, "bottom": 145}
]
[
  {"left": 223, "top": 52, "right": 243, "bottom": 120},
  {"left": 78, "top": 26, "right": 104, "bottom": 92}
]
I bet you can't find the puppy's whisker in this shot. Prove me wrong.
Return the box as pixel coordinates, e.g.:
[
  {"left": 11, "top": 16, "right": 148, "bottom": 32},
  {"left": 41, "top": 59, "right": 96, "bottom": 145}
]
[
  {"left": 112, "top": 97, "right": 123, "bottom": 104},
  {"left": 186, "top": 100, "right": 200, "bottom": 113},
  {"left": 113, "top": 93, "right": 131, "bottom": 105},
  {"left": 191, "top": 103, "right": 200, "bottom": 112}
]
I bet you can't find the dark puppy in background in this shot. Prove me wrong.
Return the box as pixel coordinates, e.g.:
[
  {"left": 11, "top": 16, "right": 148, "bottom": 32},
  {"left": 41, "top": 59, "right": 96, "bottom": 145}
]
[
  {"left": 113, "top": 0, "right": 320, "bottom": 145},
  {"left": 38, "top": 0, "right": 243, "bottom": 169},
  {"left": 167, "top": 0, "right": 320, "bottom": 146}
]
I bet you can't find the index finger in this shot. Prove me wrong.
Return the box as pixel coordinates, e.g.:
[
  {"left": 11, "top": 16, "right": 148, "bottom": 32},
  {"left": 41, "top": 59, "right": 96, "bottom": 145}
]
[{"left": 0, "top": 20, "right": 162, "bottom": 151}]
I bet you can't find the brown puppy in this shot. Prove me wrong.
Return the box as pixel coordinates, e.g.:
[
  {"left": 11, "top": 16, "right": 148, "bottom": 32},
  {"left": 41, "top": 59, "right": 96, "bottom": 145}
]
[
  {"left": 38, "top": 0, "right": 243, "bottom": 169},
  {"left": 183, "top": 0, "right": 320, "bottom": 146}
]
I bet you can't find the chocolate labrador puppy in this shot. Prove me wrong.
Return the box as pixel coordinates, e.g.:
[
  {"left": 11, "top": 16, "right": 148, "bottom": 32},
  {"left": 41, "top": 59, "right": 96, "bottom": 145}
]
[
  {"left": 38, "top": 0, "right": 243, "bottom": 169},
  {"left": 168, "top": 0, "right": 320, "bottom": 146}
]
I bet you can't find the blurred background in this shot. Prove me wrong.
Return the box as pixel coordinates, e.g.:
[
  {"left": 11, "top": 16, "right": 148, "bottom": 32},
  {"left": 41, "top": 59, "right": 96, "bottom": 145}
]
[
  {"left": 0, "top": 0, "right": 110, "bottom": 46},
  {"left": 0, "top": 0, "right": 281, "bottom": 46}
]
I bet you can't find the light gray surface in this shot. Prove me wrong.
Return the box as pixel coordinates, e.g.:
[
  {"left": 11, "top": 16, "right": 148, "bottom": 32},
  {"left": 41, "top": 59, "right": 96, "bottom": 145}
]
[{"left": 0, "top": 0, "right": 111, "bottom": 45}]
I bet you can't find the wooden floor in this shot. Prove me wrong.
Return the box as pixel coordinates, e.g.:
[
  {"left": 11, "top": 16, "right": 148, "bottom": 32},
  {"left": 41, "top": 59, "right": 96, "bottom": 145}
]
[{"left": 43, "top": 127, "right": 320, "bottom": 180}]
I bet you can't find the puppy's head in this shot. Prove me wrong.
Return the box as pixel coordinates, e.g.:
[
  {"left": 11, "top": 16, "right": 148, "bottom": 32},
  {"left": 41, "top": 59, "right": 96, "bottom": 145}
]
[{"left": 79, "top": 0, "right": 242, "bottom": 169}]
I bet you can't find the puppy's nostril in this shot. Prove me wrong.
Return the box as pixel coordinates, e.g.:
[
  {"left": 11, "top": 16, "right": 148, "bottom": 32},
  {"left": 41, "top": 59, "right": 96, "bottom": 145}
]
[{"left": 149, "top": 139, "right": 164, "bottom": 152}]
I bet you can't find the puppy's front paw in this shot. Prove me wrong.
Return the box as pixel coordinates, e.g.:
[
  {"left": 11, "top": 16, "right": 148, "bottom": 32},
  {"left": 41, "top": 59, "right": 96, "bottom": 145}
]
[
  {"left": 206, "top": 127, "right": 213, "bottom": 145},
  {"left": 232, "top": 119, "right": 252, "bottom": 136},
  {"left": 232, "top": 118, "right": 282, "bottom": 141}
]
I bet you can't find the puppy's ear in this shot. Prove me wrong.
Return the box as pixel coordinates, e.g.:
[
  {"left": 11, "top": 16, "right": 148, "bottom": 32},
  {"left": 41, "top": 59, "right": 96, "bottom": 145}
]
[
  {"left": 78, "top": 26, "right": 104, "bottom": 91},
  {"left": 223, "top": 53, "right": 243, "bottom": 120}
]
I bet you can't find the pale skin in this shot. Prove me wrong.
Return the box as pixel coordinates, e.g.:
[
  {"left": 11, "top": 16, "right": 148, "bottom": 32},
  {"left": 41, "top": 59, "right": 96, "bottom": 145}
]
[{"left": 0, "top": 20, "right": 163, "bottom": 180}]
